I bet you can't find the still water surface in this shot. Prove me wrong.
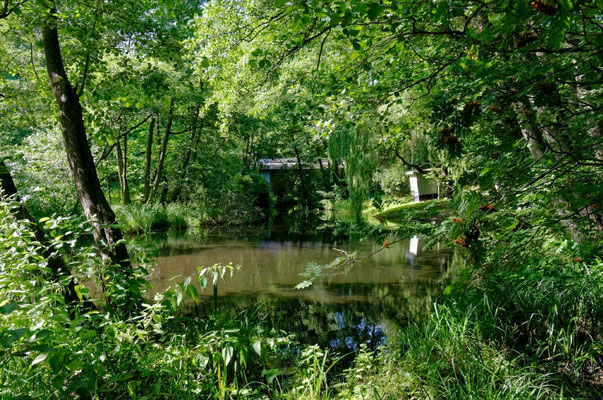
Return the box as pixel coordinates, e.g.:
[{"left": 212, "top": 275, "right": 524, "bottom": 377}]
[{"left": 144, "top": 223, "right": 452, "bottom": 351}]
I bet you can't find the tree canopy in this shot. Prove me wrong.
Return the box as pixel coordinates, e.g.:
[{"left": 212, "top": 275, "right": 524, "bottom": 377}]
[{"left": 0, "top": 0, "right": 601, "bottom": 398}]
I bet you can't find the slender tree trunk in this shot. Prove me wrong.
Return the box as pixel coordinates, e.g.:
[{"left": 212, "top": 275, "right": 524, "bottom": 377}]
[
  {"left": 293, "top": 141, "right": 309, "bottom": 208},
  {"left": 159, "top": 175, "right": 169, "bottom": 205},
  {"left": 249, "top": 130, "right": 257, "bottom": 171},
  {"left": 150, "top": 98, "right": 175, "bottom": 202},
  {"left": 114, "top": 137, "right": 131, "bottom": 205},
  {"left": 142, "top": 116, "right": 155, "bottom": 203},
  {"left": 171, "top": 107, "right": 200, "bottom": 202},
  {"left": 316, "top": 148, "right": 329, "bottom": 190},
  {"left": 186, "top": 122, "right": 204, "bottom": 204},
  {"left": 243, "top": 132, "right": 250, "bottom": 171},
  {"left": 0, "top": 160, "right": 80, "bottom": 305},
  {"left": 323, "top": 139, "right": 344, "bottom": 187},
  {"left": 511, "top": 100, "right": 545, "bottom": 161},
  {"left": 115, "top": 140, "right": 125, "bottom": 203},
  {"left": 191, "top": 121, "right": 203, "bottom": 163},
  {"left": 42, "top": 8, "right": 130, "bottom": 271},
  {"left": 122, "top": 132, "right": 130, "bottom": 204}
]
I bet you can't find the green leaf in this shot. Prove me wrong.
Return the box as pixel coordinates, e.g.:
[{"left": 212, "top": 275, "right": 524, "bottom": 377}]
[
  {"left": 295, "top": 280, "right": 313, "bottom": 290},
  {"left": 185, "top": 283, "right": 199, "bottom": 303},
  {"left": 74, "top": 285, "right": 89, "bottom": 301},
  {"left": 0, "top": 302, "right": 18, "bottom": 315},
  {"left": 31, "top": 352, "right": 48, "bottom": 366},
  {"left": 222, "top": 346, "right": 233, "bottom": 367},
  {"left": 81, "top": 330, "right": 96, "bottom": 340},
  {"left": 182, "top": 276, "right": 191, "bottom": 289},
  {"left": 197, "top": 275, "right": 208, "bottom": 291},
  {"left": 367, "top": 3, "right": 384, "bottom": 21},
  {"left": 329, "top": 13, "right": 341, "bottom": 27},
  {"left": 253, "top": 340, "right": 262, "bottom": 356}
]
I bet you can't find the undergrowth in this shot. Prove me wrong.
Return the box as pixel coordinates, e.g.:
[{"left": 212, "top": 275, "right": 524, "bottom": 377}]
[
  {"left": 1, "top": 196, "right": 601, "bottom": 399},
  {"left": 114, "top": 202, "right": 266, "bottom": 234}
]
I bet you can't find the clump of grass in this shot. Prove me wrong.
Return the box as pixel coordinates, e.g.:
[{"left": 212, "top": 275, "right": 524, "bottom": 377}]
[
  {"left": 465, "top": 258, "right": 603, "bottom": 387},
  {"left": 330, "top": 255, "right": 602, "bottom": 399},
  {"left": 334, "top": 306, "right": 557, "bottom": 400},
  {"left": 374, "top": 198, "right": 448, "bottom": 221},
  {"left": 115, "top": 200, "right": 267, "bottom": 233},
  {"left": 114, "top": 204, "right": 169, "bottom": 233},
  {"left": 166, "top": 203, "right": 188, "bottom": 231}
]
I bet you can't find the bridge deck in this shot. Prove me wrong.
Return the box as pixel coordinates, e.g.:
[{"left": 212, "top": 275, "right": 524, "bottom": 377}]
[{"left": 258, "top": 158, "right": 328, "bottom": 171}]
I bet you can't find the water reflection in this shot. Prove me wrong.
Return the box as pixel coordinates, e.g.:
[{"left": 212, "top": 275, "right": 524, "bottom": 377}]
[{"left": 141, "top": 226, "right": 453, "bottom": 351}]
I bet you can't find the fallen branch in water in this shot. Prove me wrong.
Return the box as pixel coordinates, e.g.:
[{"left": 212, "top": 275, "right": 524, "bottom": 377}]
[{"left": 296, "top": 237, "right": 408, "bottom": 289}]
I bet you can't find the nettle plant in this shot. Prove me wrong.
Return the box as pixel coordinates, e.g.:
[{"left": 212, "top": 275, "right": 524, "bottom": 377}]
[{"left": 0, "top": 199, "right": 296, "bottom": 398}]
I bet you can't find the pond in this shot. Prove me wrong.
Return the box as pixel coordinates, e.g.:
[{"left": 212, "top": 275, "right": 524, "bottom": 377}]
[{"left": 140, "top": 219, "right": 453, "bottom": 353}]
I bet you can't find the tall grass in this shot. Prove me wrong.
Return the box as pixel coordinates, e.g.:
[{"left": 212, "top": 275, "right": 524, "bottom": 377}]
[
  {"left": 114, "top": 202, "right": 266, "bottom": 233},
  {"left": 114, "top": 203, "right": 170, "bottom": 233},
  {"left": 329, "top": 256, "right": 603, "bottom": 399}
]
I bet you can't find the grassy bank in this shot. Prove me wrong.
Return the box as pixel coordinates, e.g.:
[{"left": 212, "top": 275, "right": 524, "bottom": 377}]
[
  {"left": 317, "top": 196, "right": 602, "bottom": 398},
  {"left": 325, "top": 196, "right": 449, "bottom": 229},
  {"left": 334, "top": 256, "right": 602, "bottom": 399},
  {"left": 113, "top": 202, "right": 266, "bottom": 233}
]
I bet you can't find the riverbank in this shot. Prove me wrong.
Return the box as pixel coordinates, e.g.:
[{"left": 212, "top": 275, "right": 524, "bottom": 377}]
[
  {"left": 325, "top": 196, "right": 449, "bottom": 230},
  {"left": 114, "top": 196, "right": 447, "bottom": 235},
  {"left": 113, "top": 202, "right": 266, "bottom": 233},
  {"left": 334, "top": 256, "right": 602, "bottom": 399}
]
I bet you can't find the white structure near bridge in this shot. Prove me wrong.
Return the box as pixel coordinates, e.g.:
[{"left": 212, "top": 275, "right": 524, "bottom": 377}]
[{"left": 405, "top": 170, "right": 439, "bottom": 202}]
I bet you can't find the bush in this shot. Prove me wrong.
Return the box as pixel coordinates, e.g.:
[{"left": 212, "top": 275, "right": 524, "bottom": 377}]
[
  {"left": 3, "top": 196, "right": 600, "bottom": 399},
  {"left": 373, "top": 163, "right": 410, "bottom": 197}
]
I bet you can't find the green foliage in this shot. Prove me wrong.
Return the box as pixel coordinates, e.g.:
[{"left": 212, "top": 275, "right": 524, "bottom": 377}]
[
  {"left": 2, "top": 0, "right": 602, "bottom": 397},
  {"left": 114, "top": 203, "right": 169, "bottom": 233},
  {"left": 372, "top": 164, "right": 409, "bottom": 197},
  {"left": 3, "top": 129, "right": 76, "bottom": 217},
  {"left": 114, "top": 193, "right": 268, "bottom": 234},
  {"left": 0, "top": 198, "right": 289, "bottom": 398}
]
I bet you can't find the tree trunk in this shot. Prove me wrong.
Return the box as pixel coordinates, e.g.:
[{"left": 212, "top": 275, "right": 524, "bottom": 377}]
[
  {"left": 171, "top": 107, "right": 200, "bottom": 202},
  {"left": 122, "top": 132, "right": 130, "bottom": 204},
  {"left": 142, "top": 116, "right": 155, "bottom": 203},
  {"left": 150, "top": 98, "right": 175, "bottom": 203},
  {"left": 509, "top": 100, "right": 591, "bottom": 239},
  {"left": 316, "top": 148, "right": 329, "bottom": 190},
  {"left": 41, "top": 8, "right": 130, "bottom": 271},
  {"left": 115, "top": 140, "right": 127, "bottom": 204},
  {"left": 293, "top": 141, "right": 309, "bottom": 208},
  {"left": 511, "top": 100, "right": 545, "bottom": 161},
  {"left": 191, "top": 120, "right": 203, "bottom": 163}
]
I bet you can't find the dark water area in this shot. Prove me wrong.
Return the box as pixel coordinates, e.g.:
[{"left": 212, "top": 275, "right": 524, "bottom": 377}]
[{"left": 139, "top": 215, "right": 454, "bottom": 354}]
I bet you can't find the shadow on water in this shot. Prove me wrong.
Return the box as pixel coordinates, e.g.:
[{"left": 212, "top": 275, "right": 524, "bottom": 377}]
[{"left": 135, "top": 210, "right": 454, "bottom": 356}]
